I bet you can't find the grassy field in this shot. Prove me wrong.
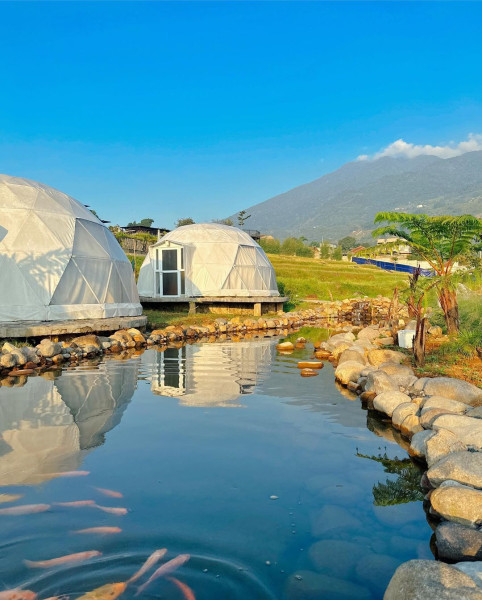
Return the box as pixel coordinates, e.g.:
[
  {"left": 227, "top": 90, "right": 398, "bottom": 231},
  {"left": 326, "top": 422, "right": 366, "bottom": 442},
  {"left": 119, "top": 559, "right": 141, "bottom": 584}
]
[{"left": 269, "top": 255, "right": 407, "bottom": 303}]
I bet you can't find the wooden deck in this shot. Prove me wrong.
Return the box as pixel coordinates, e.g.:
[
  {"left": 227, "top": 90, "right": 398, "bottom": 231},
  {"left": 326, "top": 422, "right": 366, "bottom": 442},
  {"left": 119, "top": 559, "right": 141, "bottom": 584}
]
[{"left": 140, "top": 296, "right": 288, "bottom": 316}]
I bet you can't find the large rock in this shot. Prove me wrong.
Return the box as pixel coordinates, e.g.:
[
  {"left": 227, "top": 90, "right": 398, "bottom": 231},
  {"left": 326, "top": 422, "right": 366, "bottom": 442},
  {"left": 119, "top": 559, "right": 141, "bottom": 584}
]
[
  {"left": 427, "top": 451, "right": 482, "bottom": 489},
  {"left": 373, "top": 391, "right": 412, "bottom": 417},
  {"left": 331, "top": 342, "right": 352, "bottom": 360},
  {"left": 365, "top": 370, "right": 398, "bottom": 395},
  {"left": 400, "top": 414, "right": 423, "bottom": 439},
  {"left": 355, "top": 553, "right": 400, "bottom": 596},
  {"left": 421, "top": 408, "right": 456, "bottom": 429},
  {"left": 415, "top": 377, "right": 482, "bottom": 408},
  {"left": 334, "top": 361, "right": 365, "bottom": 386},
  {"left": 430, "top": 483, "right": 482, "bottom": 527},
  {"left": 38, "top": 340, "right": 62, "bottom": 358},
  {"left": 357, "top": 326, "right": 381, "bottom": 341},
  {"left": 0, "top": 353, "right": 17, "bottom": 368},
  {"left": 409, "top": 430, "right": 434, "bottom": 459},
  {"left": 392, "top": 402, "right": 419, "bottom": 430},
  {"left": 1, "top": 342, "right": 28, "bottom": 366},
  {"left": 285, "top": 570, "right": 371, "bottom": 600},
  {"left": 367, "top": 348, "right": 406, "bottom": 367},
  {"left": 378, "top": 363, "right": 417, "bottom": 388},
  {"left": 425, "top": 429, "right": 467, "bottom": 467},
  {"left": 431, "top": 414, "right": 482, "bottom": 450},
  {"left": 436, "top": 522, "right": 482, "bottom": 561},
  {"left": 71, "top": 334, "right": 102, "bottom": 349},
  {"left": 308, "top": 539, "right": 365, "bottom": 578},
  {"left": 421, "top": 396, "right": 470, "bottom": 416},
  {"left": 455, "top": 562, "right": 482, "bottom": 588},
  {"left": 384, "top": 559, "right": 482, "bottom": 599},
  {"left": 338, "top": 348, "right": 366, "bottom": 365}
]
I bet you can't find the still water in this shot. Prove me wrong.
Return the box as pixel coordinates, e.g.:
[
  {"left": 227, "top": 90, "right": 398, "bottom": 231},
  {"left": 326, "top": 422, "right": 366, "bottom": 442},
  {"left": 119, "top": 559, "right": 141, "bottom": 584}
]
[{"left": 0, "top": 335, "right": 432, "bottom": 600}]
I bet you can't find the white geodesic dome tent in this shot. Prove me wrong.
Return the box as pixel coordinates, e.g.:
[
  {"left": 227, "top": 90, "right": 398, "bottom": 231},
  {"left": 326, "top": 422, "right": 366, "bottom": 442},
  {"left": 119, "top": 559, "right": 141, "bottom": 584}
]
[
  {"left": 0, "top": 174, "right": 142, "bottom": 321},
  {"left": 137, "top": 223, "right": 279, "bottom": 298}
]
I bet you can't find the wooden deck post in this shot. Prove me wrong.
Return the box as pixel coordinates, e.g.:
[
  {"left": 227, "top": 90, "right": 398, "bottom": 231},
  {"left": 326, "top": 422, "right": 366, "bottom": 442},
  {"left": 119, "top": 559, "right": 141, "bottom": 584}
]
[
  {"left": 253, "top": 302, "right": 262, "bottom": 317},
  {"left": 188, "top": 301, "right": 197, "bottom": 315}
]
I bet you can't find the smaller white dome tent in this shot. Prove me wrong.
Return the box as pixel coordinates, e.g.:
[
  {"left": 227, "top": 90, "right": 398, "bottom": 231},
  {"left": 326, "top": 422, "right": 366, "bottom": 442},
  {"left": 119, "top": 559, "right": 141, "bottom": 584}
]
[
  {"left": 0, "top": 174, "right": 142, "bottom": 321},
  {"left": 138, "top": 223, "right": 279, "bottom": 298}
]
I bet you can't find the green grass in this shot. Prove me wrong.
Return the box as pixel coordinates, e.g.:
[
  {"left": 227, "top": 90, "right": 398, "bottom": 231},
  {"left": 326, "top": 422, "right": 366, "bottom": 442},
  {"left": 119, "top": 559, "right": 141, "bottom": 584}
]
[
  {"left": 270, "top": 255, "right": 407, "bottom": 302},
  {"left": 126, "top": 254, "right": 145, "bottom": 279}
]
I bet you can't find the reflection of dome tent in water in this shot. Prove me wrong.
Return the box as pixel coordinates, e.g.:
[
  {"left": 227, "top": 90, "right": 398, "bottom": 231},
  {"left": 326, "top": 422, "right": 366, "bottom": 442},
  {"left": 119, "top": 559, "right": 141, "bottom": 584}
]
[
  {"left": 141, "top": 340, "right": 273, "bottom": 407},
  {"left": 0, "top": 358, "right": 139, "bottom": 486},
  {"left": 0, "top": 174, "right": 142, "bottom": 321},
  {"left": 137, "top": 223, "right": 280, "bottom": 299}
]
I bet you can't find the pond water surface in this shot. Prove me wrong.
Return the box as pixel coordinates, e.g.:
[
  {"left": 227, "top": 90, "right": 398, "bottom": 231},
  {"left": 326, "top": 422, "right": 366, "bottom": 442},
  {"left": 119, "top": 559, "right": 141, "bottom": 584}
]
[{"left": 0, "top": 335, "right": 433, "bottom": 600}]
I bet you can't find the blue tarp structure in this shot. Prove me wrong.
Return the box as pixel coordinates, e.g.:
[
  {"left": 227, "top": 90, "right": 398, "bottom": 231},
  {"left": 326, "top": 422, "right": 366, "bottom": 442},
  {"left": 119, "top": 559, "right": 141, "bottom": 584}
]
[{"left": 352, "top": 257, "right": 434, "bottom": 277}]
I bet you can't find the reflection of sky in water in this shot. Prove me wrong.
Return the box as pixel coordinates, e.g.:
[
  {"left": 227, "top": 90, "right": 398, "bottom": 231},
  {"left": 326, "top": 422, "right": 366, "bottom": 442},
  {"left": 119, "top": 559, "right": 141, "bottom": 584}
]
[{"left": 0, "top": 340, "right": 432, "bottom": 600}]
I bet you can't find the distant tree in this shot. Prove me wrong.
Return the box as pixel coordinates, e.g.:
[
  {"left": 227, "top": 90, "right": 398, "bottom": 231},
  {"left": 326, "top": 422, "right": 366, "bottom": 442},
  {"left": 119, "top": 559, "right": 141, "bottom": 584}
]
[
  {"left": 237, "top": 210, "right": 251, "bottom": 227},
  {"left": 90, "top": 209, "right": 100, "bottom": 219},
  {"left": 338, "top": 236, "right": 357, "bottom": 252},
  {"left": 213, "top": 218, "right": 234, "bottom": 226},
  {"left": 259, "top": 237, "right": 281, "bottom": 254},
  {"left": 281, "top": 237, "right": 313, "bottom": 257},
  {"left": 175, "top": 217, "right": 195, "bottom": 228},
  {"left": 332, "top": 245, "right": 343, "bottom": 260},
  {"left": 127, "top": 218, "right": 155, "bottom": 228},
  {"left": 320, "top": 242, "right": 331, "bottom": 259},
  {"left": 373, "top": 212, "right": 482, "bottom": 334},
  {"left": 309, "top": 241, "right": 319, "bottom": 247}
]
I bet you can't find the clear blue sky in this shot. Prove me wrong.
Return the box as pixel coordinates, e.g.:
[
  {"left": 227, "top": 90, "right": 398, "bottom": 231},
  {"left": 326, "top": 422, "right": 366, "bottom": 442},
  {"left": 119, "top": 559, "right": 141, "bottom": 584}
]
[{"left": 1, "top": 1, "right": 482, "bottom": 228}]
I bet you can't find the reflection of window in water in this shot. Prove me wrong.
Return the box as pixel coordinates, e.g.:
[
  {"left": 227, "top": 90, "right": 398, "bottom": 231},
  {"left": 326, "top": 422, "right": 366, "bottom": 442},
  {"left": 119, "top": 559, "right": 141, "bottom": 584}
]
[{"left": 154, "top": 347, "right": 186, "bottom": 396}]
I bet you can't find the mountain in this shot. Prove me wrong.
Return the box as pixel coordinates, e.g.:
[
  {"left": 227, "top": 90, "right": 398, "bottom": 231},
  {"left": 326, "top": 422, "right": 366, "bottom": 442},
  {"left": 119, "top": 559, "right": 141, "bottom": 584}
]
[{"left": 230, "top": 151, "right": 482, "bottom": 242}]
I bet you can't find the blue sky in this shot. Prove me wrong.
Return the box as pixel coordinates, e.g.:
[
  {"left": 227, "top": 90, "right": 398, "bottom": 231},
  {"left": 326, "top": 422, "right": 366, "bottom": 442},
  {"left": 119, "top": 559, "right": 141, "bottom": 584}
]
[{"left": 1, "top": 1, "right": 482, "bottom": 228}]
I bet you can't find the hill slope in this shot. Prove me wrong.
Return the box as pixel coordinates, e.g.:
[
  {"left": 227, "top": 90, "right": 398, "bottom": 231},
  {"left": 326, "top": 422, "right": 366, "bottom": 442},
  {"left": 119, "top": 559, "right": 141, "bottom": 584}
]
[{"left": 231, "top": 151, "right": 482, "bottom": 241}]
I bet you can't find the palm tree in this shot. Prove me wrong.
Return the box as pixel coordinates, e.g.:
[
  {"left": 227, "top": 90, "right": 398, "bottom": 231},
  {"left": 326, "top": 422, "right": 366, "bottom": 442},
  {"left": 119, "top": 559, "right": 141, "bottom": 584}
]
[{"left": 373, "top": 213, "right": 482, "bottom": 334}]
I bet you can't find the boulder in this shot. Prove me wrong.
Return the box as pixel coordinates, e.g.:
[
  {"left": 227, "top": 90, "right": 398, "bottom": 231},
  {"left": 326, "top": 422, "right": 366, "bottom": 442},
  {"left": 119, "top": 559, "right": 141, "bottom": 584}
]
[
  {"left": 298, "top": 361, "right": 323, "bottom": 369},
  {"left": 392, "top": 402, "right": 419, "bottom": 430},
  {"left": 110, "top": 330, "right": 134, "bottom": 345},
  {"left": 38, "top": 340, "right": 62, "bottom": 358},
  {"left": 427, "top": 451, "right": 482, "bottom": 489},
  {"left": 71, "top": 334, "right": 102, "bottom": 349},
  {"left": 1, "top": 342, "right": 27, "bottom": 366},
  {"left": 378, "top": 363, "right": 417, "bottom": 387},
  {"left": 426, "top": 429, "right": 467, "bottom": 467},
  {"left": 384, "top": 559, "right": 481, "bottom": 600},
  {"left": 277, "top": 341, "right": 294, "bottom": 351},
  {"left": 355, "top": 553, "right": 400, "bottom": 596},
  {"left": 428, "top": 325, "right": 443, "bottom": 337},
  {"left": 436, "top": 522, "right": 482, "bottom": 561},
  {"left": 431, "top": 414, "right": 482, "bottom": 450},
  {"left": 421, "top": 396, "right": 470, "bottom": 416},
  {"left": 357, "top": 326, "right": 381, "bottom": 341},
  {"left": 400, "top": 414, "right": 423, "bottom": 439},
  {"left": 421, "top": 408, "right": 455, "bottom": 429},
  {"left": 373, "top": 391, "right": 412, "bottom": 417},
  {"left": 454, "top": 562, "right": 482, "bottom": 588},
  {"left": 331, "top": 343, "right": 352, "bottom": 360},
  {"left": 338, "top": 349, "right": 366, "bottom": 365},
  {"left": 430, "top": 484, "right": 482, "bottom": 527},
  {"left": 367, "top": 348, "right": 405, "bottom": 367},
  {"left": 417, "top": 377, "right": 482, "bottom": 407},
  {"left": 365, "top": 370, "right": 398, "bottom": 395},
  {"left": 0, "top": 353, "right": 17, "bottom": 368},
  {"left": 308, "top": 539, "right": 365, "bottom": 578},
  {"left": 469, "top": 408, "right": 482, "bottom": 420},
  {"left": 334, "top": 361, "right": 365, "bottom": 386},
  {"left": 409, "top": 430, "right": 434, "bottom": 459}
]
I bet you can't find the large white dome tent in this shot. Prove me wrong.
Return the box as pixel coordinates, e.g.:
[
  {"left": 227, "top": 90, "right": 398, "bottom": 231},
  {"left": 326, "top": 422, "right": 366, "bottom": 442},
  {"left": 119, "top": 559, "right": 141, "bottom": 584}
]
[
  {"left": 137, "top": 223, "right": 280, "bottom": 299},
  {"left": 0, "top": 174, "right": 142, "bottom": 322}
]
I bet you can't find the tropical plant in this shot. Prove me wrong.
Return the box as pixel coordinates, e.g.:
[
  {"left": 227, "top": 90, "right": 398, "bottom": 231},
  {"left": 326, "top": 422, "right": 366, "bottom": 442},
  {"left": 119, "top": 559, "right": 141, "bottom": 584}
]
[
  {"left": 237, "top": 210, "right": 251, "bottom": 227},
  {"left": 373, "top": 213, "right": 482, "bottom": 334},
  {"left": 175, "top": 217, "right": 195, "bottom": 228}
]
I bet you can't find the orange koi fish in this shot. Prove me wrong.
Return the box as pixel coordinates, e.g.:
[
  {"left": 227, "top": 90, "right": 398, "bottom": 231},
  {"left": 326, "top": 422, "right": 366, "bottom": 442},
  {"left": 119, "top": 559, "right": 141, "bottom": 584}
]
[
  {"left": 75, "top": 583, "right": 126, "bottom": 600},
  {"left": 167, "top": 577, "right": 195, "bottom": 600},
  {"left": 127, "top": 549, "right": 167, "bottom": 585},
  {"left": 24, "top": 550, "right": 102, "bottom": 568},
  {"left": 0, "top": 494, "right": 23, "bottom": 504},
  {"left": 92, "top": 505, "right": 127, "bottom": 516},
  {"left": 0, "top": 590, "right": 37, "bottom": 600},
  {"left": 136, "top": 554, "right": 190, "bottom": 595},
  {"left": 51, "top": 471, "right": 90, "bottom": 477},
  {"left": 73, "top": 527, "right": 122, "bottom": 535},
  {"left": 55, "top": 501, "right": 96, "bottom": 508},
  {"left": 0, "top": 504, "right": 50, "bottom": 516},
  {"left": 94, "top": 488, "right": 123, "bottom": 499}
]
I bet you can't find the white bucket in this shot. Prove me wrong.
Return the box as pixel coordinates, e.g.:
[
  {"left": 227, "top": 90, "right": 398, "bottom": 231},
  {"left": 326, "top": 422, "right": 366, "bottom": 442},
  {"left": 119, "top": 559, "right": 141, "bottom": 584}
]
[{"left": 398, "top": 329, "right": 416, "bottom": 349}]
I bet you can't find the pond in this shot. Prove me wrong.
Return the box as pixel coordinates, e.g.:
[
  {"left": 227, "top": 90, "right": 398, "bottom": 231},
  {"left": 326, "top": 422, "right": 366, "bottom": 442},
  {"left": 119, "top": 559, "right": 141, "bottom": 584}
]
[{"left": 0, "top": 335, "right": 433, "bottom": 600}]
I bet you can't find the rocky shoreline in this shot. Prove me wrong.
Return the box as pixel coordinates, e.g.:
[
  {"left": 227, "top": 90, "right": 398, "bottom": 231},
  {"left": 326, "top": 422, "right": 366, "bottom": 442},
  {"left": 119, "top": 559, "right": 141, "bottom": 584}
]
[{"left": 316, "top": 324, "right": 482, "bottom": 599}]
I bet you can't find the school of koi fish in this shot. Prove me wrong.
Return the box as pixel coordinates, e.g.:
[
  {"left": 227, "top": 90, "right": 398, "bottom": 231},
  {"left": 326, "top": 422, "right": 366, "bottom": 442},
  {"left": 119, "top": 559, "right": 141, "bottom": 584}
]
[{"left": 0, "top": 471, "right": 194, "bottom": 600}]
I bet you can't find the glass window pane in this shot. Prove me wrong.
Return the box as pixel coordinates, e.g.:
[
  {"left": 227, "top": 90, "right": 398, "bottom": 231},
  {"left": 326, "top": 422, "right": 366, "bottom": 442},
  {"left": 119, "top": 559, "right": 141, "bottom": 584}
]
[
  {"left": 163, "top": 272, "right": 178, "bottom": 295},
  {"left": 180, "top": 248, "right": 184, "bottom": 269},
  {"left": 180, "top": 271, "right": 185, "bottom": 295},
  {"left": 155, "top": 272, "right": 160, "bottom": 295},
  {"left": 162, "top": 249, "right": 177, "bottom": 271},
  {"left": 156, "top": 249, "right": 159, "bottom": 270}
]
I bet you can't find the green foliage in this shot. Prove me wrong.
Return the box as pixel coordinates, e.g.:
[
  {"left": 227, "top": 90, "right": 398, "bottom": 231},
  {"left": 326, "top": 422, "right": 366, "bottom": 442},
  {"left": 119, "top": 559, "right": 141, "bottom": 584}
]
[
  {"left": 332, "top": 245, "right": 343, "bottom": 260},
  {"left": 357, "top": 451, "right": 424, "bottom": 506},
  {"left": 338, "top": 236, "right": 357, "bottom": 252},
  {"left": 320, "top": 242, "right": 331, "bottom": 259},
  {"left": 260, "top": 237, "right": 281, "bottom": 254},
  {"left": 127, "top": 218, "right": 155, "bottom": 227},
  {"left": 281, "top": 237, "right": 313, "bottom": 257},
  {"left": 175, "top": 217, "right": 195, "bottom": 228},
  {"left": 213, "top": 218, "right": 234, "bottom": 226},
  {"left": 237, "top": 210, "right": 251, "bottom": 227}
]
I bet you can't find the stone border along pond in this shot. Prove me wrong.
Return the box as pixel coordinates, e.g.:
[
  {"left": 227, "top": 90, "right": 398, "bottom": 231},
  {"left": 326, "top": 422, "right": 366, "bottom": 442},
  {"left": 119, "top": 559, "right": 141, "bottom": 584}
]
[
  {"left": 1, "top": 297, "right": 481, "bottom": 597},
  {"left": 306, "top": 324, "right": 482, "bottom": 600}
]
